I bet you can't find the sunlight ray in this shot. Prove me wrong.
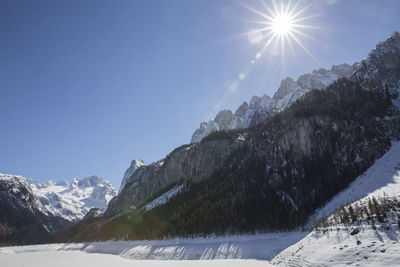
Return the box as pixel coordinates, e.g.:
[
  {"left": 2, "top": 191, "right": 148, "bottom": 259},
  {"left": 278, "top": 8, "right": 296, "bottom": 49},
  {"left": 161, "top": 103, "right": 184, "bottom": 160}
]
[
  {"left": 237, "top": 1, "right": 274, "bottom": 21},
  {"left": 291, "top": 14, "right": 320, "bottom": 24},
  {"left": 291, "top": 28, "right": 316, "bottom": 41},
  {"left": 227, "top": 27, "right": 272, "bottom": 40},
  {"left": 290, "top": 4, "right": 311, "bottom": 20},
  {"left": 287, "top": 0, "right": 302, "bottom": 17},
  {"left": 259, "top": 0, "right": 275, "bottom": 16},
  {"left": 291, "top": 24, "right": 321, "bottom": 30},
  {"left": 287, "top": 36, "right": 297, "bottom": 57},
  {"left": 288, "top": 31, "right": 318, "bottom": 62}
]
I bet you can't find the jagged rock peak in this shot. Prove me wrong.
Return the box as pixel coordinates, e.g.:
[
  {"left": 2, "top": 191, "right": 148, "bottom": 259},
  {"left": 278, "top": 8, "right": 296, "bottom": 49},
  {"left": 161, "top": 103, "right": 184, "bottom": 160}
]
[
  {"left": 215, "top": 109, "right": 233, "bottom": 127},
  {"left": 273, "top": 77, "right": 296, "bottom": 100},
  {"left": 234, "top": 101, "right": 249, "bottom": 117},
  {"left": 190, "top": 63, "right": 354, "bottom": 143},
  {"left": 119, "top": 159, "right": 145, "bottom": 193}
]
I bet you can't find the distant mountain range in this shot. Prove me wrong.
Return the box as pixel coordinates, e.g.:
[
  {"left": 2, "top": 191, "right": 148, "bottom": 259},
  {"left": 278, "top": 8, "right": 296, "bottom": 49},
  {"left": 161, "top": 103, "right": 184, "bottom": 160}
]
[{"left": 0, "top": 173, "right": 116, "bottom": 245}]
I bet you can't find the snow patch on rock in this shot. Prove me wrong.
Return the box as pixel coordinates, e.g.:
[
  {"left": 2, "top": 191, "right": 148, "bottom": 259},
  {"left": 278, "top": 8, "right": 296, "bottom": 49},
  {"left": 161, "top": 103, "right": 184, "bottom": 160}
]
[{"left": 143, "top": 184, "right": 185, "bottom": 211}]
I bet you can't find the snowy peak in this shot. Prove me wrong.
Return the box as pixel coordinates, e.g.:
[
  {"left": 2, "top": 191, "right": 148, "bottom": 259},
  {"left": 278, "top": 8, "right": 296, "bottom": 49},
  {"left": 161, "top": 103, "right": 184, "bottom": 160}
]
[
  {"left": 77, "top": 175, "right": 112, "bottom": 188},
  {"left": 190, "top": 63, "right": 354, "bottom": 143},
  {"left": 119, "top": 159, "right": 145, "bottom": 193},
  {"left": 0, "top": 173, "right": 117, "bottom": 222}
]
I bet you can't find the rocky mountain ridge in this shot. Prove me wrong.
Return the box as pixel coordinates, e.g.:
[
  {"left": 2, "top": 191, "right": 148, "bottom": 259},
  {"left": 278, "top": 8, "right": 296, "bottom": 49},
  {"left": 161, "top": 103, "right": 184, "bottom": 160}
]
[{"left": 190, "top": 63, "right": 355, "bottom": 143}]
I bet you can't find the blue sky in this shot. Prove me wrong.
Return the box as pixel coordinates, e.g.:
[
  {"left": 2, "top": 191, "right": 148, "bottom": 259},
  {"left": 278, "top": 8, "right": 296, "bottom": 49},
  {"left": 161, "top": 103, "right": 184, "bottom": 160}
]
[{"left": 1, "top": 0, "right": 399, "bottom": 188}]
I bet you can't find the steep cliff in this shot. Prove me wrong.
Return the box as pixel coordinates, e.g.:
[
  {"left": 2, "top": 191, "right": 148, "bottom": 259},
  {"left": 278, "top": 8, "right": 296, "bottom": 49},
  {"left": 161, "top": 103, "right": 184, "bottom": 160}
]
[{"left": 106, "top": 139, "right": 245, "bottom": 216}]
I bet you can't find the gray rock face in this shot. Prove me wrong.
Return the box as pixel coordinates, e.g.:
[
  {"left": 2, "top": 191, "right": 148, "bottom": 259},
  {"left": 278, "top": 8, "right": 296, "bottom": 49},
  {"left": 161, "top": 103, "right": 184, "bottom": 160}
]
[
  {"left": 214, "top": 110, "right": 233, "bottom": 129},
  {"left": 234, "top": 102, "right": 249, "bottom": 117},
  {"left": 106, "top": 139, "right": 246, "bottom": 216},
  {"left": 82, "top": 208, "right": 102, "bottom": 221},
  {"left": 274, "top": 77, "right": 296, "bottom": 100},
  {"left": 190, "top": 63, "right": 355, "bottom": 143}
]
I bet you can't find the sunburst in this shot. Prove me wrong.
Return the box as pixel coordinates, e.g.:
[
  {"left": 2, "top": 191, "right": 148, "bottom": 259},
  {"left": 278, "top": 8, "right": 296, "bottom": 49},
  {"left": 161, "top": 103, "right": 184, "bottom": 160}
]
[{"left": 238, "top": 0, "right": 318, "bottom": 61}]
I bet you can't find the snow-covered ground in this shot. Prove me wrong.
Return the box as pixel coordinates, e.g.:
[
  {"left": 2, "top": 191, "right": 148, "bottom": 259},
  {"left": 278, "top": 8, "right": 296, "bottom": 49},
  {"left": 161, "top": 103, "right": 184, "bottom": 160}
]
[
  {"left": 0, "top": 251, "right": 271, "bottom": 267},
  {"left": 272, "top": 226, "right": 400, "bottom": 266},
  {"left": 0, "top": 232, "right": 305, "bottom": 266}
]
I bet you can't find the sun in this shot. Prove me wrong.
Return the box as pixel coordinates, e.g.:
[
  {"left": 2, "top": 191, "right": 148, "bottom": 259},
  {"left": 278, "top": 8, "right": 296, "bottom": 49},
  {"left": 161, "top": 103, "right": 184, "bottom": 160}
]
[
  {"left": 237, "top": 0, "right": 317, "bottom": 61},
  {"left": 272, "top": 14, "right": 294, "bottom": 36}
]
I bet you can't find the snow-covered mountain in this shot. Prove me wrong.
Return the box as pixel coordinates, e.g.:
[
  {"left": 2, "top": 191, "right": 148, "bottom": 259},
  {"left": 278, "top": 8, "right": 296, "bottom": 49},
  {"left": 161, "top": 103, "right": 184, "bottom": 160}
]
[
  {"left": 191, "top": 63, "right": 355, "bottom": 143},
  {"left": 0, "top": 173, "right": 117, "bottom": 222},
  {"left": 94, "top": 32, "right": 400, "bottom": 242}
]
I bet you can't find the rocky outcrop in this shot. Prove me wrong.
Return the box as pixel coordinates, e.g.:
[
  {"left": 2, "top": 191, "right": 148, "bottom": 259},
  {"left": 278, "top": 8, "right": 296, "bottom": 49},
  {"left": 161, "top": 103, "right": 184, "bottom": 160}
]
[
  {"left": 105, "top": 138, "right": 246, "bottom": 216},
  {"left": 119, "top": 159, "right": 145, "bottom": 193}
]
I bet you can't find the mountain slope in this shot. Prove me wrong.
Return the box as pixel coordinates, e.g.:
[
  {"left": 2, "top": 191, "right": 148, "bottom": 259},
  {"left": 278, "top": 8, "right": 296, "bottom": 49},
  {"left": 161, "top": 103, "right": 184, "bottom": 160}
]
[
  {"left": 310, "top": 141, "right": 400, "bottom": 227},
  {"left": 272, "top": 141, "right": 400, "bottom": 266},
  {"left": 0, "top": 175, "right": 71, "bottom": 245},
  {"left": 71, "top": 32, "right": 400, "bottom": 242},
  {"left": 76, "top": 82, "right": 398, "bottom": 240}
]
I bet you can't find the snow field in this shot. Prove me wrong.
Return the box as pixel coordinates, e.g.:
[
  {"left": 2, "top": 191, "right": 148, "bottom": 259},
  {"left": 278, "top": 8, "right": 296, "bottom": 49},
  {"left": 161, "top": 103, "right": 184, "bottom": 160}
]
[
  {"left": 0, "top": 231, "right": 306, "bottom": 262},
  {"left": 272, "top": 226, "right": 400, "bottom": 266},
  {"left": 0, "top": 251, "right": 272, "bottom": 267}
]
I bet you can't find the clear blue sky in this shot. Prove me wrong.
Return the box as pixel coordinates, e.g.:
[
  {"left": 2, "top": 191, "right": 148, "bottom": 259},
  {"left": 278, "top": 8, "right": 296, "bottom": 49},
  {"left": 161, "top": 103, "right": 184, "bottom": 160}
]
[{"left": 1, "top": 0, "right": 399, "bottom": 188}]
